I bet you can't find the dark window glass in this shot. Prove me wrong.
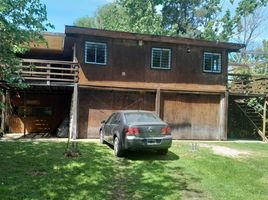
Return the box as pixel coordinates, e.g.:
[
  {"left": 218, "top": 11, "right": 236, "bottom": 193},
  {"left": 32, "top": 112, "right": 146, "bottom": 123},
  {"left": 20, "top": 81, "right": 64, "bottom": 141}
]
[
  {"left": 85, "top": 42, "right": 107, "bottom": 64},
  {"left": 151, "top": 48, "right": 171, "bottom": 69},
  {"left": 106, "top": 113, "right": 116, "bottom": 124},
  {"left": 203, "top": 52, "right": 221, "bottom": 73},
  {"left": 162, "top": 49, "right": 170, "bottom": 69},
  {"left": 152, "top": 49, "right": 161, "bottom": 68},
  {"left": 124, "top": 112, "right": 162, "bottom": 123}
]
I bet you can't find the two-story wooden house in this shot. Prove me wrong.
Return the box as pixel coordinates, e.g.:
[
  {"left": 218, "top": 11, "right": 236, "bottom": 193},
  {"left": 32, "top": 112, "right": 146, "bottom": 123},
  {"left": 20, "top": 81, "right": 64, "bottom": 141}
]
[{"left": 3, "top": 26, "right": 245, "bottom": 140}]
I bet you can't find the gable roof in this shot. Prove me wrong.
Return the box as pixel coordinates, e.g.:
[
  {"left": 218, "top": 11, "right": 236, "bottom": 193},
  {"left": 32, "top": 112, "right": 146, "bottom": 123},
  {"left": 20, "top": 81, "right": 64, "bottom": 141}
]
[{"left": 65, "top": 25, "right": 245, "bottom": 52}]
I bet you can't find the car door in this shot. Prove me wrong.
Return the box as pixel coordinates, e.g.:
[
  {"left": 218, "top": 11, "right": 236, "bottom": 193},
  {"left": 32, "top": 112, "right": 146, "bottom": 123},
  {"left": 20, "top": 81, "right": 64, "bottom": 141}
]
[
  {"left": 103, "top": 113, "right": 116, "bottom": 143},
  {"left": 109, "top": 113, "right": 122, "bottom": 144}
]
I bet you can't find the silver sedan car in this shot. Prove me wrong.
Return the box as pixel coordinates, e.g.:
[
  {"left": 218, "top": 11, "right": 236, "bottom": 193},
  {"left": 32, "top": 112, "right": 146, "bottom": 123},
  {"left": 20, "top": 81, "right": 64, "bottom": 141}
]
[{"left": 99, "top": 110, "right": 172, "bottom": 157}]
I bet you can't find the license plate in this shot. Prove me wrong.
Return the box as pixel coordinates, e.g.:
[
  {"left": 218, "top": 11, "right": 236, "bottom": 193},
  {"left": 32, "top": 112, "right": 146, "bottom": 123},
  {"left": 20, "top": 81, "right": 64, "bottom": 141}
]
[{"left": 147, "top": 139, "right": 157, "bottom": 145}]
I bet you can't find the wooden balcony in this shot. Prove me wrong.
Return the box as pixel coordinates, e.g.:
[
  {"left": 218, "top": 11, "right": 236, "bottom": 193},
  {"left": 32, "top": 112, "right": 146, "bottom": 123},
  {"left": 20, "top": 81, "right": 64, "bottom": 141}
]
[
  {"left": 228, "top": 73, "right": 268, "bottom": 96},
  {"left": 20, "top": 59, "right": 79, "bottom": 86}
]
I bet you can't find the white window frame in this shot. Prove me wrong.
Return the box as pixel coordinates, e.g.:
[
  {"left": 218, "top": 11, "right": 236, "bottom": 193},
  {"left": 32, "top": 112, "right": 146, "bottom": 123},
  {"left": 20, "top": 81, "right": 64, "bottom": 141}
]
[
  {"left": 85, "top": 41, "right": 107, "bottom": 65},
  {"left": 203, "top": 52, "right": 222, "bottom": 73},
  {"left": 151, "top": 48, "right": 171, "bottom": 70}
]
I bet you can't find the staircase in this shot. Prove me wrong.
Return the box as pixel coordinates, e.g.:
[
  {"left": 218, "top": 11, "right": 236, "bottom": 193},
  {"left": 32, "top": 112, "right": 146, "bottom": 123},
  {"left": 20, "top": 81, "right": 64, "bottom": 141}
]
[{"left": 234, "top": 99, "right": 268, "bottom": 142}]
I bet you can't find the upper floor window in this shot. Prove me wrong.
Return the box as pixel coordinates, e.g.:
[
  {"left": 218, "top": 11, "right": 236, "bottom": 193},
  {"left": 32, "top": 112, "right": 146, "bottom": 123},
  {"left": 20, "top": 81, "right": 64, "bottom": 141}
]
[
  {"left": 85, "top": 42, "right": 107, "bottom": 65},
  {"left": 203, "top": 52, "right": 221, "bottom": 73},
  {"left": 151, "top": 48, "right": 171, "bottom": 69}
]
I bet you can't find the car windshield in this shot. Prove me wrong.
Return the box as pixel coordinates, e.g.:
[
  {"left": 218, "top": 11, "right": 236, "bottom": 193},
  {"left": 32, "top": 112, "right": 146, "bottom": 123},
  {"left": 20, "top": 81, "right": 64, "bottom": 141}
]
[{"left": 124, "top": 112, "right": 162, "bottom": 123}]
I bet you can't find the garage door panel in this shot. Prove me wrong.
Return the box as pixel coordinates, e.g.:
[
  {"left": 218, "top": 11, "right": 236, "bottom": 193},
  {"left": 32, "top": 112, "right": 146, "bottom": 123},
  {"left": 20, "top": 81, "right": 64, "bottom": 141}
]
[{"left": 163, "top": 93, "right": 220, "bottom": 140}]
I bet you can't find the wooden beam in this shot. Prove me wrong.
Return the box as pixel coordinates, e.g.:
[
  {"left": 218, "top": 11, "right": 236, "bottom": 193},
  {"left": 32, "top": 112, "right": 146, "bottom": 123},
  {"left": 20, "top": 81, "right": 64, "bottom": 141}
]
[
  {"left": 21, "top": 71, "right": 77, "bottom": 76},
  {"left": 47, "top": 64, "right": 50, "bottom": 85},
  {"left": 219, "top": 92, "right": 228, "bottom": 140},
  {"left": 155, "top": 88, "right": 161, "bottom": 117},
  {"left": 1, "top": 90, "right": 5, "bottom": 132},
  {"left": 23, "top": 77, "right": 76, "bottom": 82},
  {"left": 263, "top": 99, "right": 267, "bottom": 138},
  {"left": 72, "top": 83, "right": 79, "bottom": 140},
  {"left": 23, "top": 91, "right": 26, "bottom": 137},
  {"left": 22, "top": 59, "right": 79, "bottom": 65},
  {"left": 22, "top": 66, "right": 79, "bottom": 71}
]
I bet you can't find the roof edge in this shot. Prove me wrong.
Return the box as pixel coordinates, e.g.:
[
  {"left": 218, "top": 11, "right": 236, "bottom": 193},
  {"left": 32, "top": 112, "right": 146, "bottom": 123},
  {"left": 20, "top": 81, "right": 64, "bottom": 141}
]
[{"left": 65, "top": 25, "right": 245, "bottom": 51}]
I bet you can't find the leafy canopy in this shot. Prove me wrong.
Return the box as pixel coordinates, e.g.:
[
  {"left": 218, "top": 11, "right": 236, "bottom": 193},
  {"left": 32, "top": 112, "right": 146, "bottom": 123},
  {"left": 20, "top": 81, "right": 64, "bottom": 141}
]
[
  {"left": 0, "top": 0, "right": 53, "bottom": 86},
  {"left": 74, "top": 0, "right": 268, "bottom": 42}
]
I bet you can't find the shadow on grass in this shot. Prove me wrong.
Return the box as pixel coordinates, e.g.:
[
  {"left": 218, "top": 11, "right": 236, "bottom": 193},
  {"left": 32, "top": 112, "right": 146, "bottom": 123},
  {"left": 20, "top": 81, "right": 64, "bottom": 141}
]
[
  {"left": 124, "top": 150, "right": 180, "bottom": 161},
  {"left": 104, "top": 142, "right": 179, "bottom": 161},
  {"left": 0, "top": 142, "right": 116, "bottom": 200},
  {"left": 0, "top": 141, "right": 205, "bottom": 200}
]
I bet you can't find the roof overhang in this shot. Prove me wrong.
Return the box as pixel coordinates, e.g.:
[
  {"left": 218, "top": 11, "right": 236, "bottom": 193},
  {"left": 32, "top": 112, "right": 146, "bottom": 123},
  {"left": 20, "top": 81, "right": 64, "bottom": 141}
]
[
  {"left": 29, "top": 32, "right": 65, "bottom": 53},
  {"left": 65, "top": 25, "right": 245, "bottom": 52}
]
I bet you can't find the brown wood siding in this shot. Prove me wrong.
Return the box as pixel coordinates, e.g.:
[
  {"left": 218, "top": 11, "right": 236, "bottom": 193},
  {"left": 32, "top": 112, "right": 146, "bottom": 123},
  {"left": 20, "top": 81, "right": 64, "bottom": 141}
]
[
  {"left": 78, "top": 88, "right": 221, "bottom": 140},
  {"left": 162, "top": 93, "right": 221, "bottom": 139},
  {"left": 78, "top": 89, "right": 155, "bottom": 138},
  {"left": 8, "top": 92, "right": 71, "bottom": 134},
  {"left": 76, "top": 35, "right": 228, "bottom": 91}
]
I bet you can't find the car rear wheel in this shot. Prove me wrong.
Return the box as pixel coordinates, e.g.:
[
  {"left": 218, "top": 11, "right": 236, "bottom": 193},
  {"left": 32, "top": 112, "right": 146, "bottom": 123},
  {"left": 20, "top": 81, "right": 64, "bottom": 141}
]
[
  {"left": 157, "top": 149, "right": 168, "bottom": 155},
  {"left": 99, "top": 130, "right": 104, "bottom": 144},
  {"left": 114, "top": 137, "right": 124, "bottom": 157}
]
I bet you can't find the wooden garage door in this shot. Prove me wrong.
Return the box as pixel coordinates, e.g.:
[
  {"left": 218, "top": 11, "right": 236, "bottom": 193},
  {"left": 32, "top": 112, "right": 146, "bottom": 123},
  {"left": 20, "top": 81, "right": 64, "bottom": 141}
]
[
  {"left": 79, "top": 89, "right": 155, "bottom": 138},
  {"left": 162, "top": 93, "right": 221, "bottom": 140}
]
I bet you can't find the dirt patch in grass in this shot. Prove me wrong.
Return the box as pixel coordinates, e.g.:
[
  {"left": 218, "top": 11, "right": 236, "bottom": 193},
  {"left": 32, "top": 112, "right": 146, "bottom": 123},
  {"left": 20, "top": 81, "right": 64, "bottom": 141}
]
[
  {"left": 29, "top": 170, "right": 48, "bottom": 177},
  {"left": 200, "top": 144, "right": 251, "bottom": 158}
]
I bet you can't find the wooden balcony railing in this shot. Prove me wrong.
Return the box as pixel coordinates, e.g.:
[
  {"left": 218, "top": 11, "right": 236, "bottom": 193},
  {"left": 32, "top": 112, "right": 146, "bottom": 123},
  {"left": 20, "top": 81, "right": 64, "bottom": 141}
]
[
  {"left": 20, "top": 59, "right": 79, "bottom": 85},
  {"left": 228, "top": 73, "right": 268, "bottom": 95}
]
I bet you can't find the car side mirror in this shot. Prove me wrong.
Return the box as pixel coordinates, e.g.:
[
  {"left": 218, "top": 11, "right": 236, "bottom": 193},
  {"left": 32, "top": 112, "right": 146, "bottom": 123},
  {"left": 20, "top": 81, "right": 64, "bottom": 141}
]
[{"left": 101, "top": 120, "right": 106, "bottom": 124}]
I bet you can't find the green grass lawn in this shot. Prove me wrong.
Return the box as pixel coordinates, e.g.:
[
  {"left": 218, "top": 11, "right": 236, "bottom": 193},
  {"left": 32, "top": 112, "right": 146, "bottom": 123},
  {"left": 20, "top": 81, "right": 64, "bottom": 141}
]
[{"left": 0, "top": 140, "right": 268, "bottom": 200}]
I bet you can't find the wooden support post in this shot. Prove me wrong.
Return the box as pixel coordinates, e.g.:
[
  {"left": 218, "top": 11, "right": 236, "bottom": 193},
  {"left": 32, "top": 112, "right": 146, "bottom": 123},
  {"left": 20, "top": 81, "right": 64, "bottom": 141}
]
[
  {"left": 23, "top": 91, "right": 26, "bottom": 137},
  {"left": 47, "top": 64, "right": 51, "bottom": 85},
  {"left": 219, "top": 92, "right": 228, "bottom": 140},
  {"left": 263, "top": 99, "right": 267, "bottom": 138},
  {"left": 155, "top": 88, "right": 161, "bottom": 117},
  {"left": 73, "top": 43, "right": 77, "bottom": 62},
  {"left": 5, "top": 91, "right": 10, "bottom": 133},
  {"left": 1, "top": 90, "right": 5, "bottom": 132},
  {"left": 72, "top": 83, "right": 79, "bottom": 140}
]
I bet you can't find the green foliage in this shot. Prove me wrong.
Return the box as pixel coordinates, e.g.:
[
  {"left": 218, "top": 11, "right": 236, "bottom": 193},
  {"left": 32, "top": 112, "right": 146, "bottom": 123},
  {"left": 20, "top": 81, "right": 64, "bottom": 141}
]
[
  {"left": 162, "top": 0, "right": 221, "bottom": 38},
  {"left": 74, "top": 3, "right": 131, "bottom": 32},
  {"left": 0, "top": 0, "right": 53, "bottom": 87},
  {"left": 119, "top": 0, "right": 164, "bottom": 35},
  {"left": 74, "top": 0, "right": 268, "bottom": 42},
  {"left": 247, "top": 97, "right": 264, "bottom": 113}
]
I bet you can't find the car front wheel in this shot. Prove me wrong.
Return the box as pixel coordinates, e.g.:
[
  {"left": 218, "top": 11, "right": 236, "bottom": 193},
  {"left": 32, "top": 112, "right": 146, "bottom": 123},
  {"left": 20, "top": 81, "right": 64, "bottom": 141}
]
[
  {"left": 99, "top": 130, "right": 104, "bottom": 144},
  {"left": 114, "top": 137, "right": 124, "bottom": 157}
]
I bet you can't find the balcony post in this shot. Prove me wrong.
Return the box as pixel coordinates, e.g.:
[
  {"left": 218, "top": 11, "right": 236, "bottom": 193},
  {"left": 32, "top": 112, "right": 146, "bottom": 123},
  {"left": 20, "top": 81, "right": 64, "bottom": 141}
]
[
  {"left": 47, "top": 64, "right": 50, "bottom": 85},
  {"left": 1, "top": 90, "right": 5, "bottom": 133},
  {"left": 263, "top": 98, "right": 267, "bottom": 138},
  {"left": 155, "top": 88, "right": 161, "bottom": 117},
  {"left": 219, "top": 91, "right": 229, "bottom": 140}
]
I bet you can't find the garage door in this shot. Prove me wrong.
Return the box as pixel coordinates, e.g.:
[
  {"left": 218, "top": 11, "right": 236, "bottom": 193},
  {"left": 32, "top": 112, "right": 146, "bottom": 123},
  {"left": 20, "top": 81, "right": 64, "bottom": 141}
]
[
  {"left": 79, "top": 89, "right": 155, "bottom": 138},
  {"left": 162, "top": 93, "right": 221, "bottom": 140}
]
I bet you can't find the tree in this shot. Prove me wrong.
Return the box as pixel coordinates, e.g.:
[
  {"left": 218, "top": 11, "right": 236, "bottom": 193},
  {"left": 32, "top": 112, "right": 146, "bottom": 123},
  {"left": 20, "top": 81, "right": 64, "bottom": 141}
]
[
  {"left": 74, "top": 0, "right": 268, "bottom": 42},
  {"left": 161, "top": 0, "right": 221, "bottom": 38},
  {"left": 0, "top": 0, "right": 53, "bottom": 87},
  {"left": 118, "top": 0, "right": 164, "bottom": 35},
  {"left": 74, "top": 3, "right": 131, "bottom": 32},
  {"left": 74, "top": 1, "right": 164, "bottom": 35}
]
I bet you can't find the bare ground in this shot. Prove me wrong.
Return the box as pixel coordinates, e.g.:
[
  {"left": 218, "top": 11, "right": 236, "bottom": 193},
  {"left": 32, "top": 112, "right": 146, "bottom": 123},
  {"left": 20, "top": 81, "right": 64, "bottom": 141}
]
[{"left": 200, "top": 144, "right": 251, "bottom": 158}]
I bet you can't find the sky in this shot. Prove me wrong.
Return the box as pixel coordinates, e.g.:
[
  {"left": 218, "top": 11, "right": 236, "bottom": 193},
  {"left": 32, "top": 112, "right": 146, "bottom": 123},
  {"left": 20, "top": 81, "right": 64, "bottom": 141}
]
[
  {"left": 40, "top": 0, "right": 113, "bottom": 33},
  {"left": 41, "top": 0, "right": 267, "bottom": 44}
]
